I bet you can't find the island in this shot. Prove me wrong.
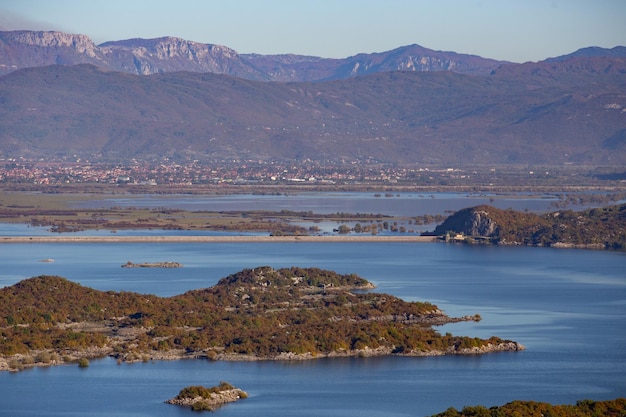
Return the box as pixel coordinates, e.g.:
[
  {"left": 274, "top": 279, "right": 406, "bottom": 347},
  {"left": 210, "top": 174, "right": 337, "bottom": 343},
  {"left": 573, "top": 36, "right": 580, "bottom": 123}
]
[
  {"left": 121, "top": 261, "right": 183, "bottom": 268},
  {"left": 166, "top": 382, "right": 248, "bottom": 412},
  {"left": 0, "top": 266, "right": 524, "bottom": 372}
]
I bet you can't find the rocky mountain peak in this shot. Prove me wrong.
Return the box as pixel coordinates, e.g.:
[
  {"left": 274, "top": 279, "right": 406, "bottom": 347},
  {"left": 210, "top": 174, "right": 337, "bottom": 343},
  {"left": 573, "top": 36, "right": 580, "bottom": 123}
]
[
  {"left": 333, "top": 44, "right": 505, "bottom": 78},
  {"left": 2, "top": 30, "right": 99, "bottom": 57},
  {"left": 433, "top": 206, "right": 500, "bottom": 237},
  {"left": 0, "top": 30, "right": 509, "bottom": 79},
  {"left": 96, "top": 36, "right": 245, "bottom": 75},
  {"left": 101, "top": 36, "right": 239, "bottom": 60},
  {"left": 546, "top": 45, "right": 626, "bottom": 62}
]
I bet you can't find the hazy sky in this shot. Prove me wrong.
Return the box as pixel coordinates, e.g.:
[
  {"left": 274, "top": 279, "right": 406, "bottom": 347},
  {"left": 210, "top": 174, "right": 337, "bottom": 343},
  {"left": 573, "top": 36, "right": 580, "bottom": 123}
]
[{"left": 1, "top": 0, "right": 625, "bottom": 63}]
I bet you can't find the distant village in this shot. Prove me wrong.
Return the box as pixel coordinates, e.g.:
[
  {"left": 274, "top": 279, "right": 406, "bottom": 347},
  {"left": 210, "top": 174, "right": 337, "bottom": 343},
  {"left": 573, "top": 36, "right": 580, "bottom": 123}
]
[{"left": 0, "top": 157, "right": 595, "bottom": 188}]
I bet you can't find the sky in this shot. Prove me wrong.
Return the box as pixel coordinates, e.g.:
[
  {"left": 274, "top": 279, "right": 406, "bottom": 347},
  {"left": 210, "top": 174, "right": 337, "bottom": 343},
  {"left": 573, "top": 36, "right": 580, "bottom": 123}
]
[{"left": 1, "top": 0, "right": 625, "bottom": 63}]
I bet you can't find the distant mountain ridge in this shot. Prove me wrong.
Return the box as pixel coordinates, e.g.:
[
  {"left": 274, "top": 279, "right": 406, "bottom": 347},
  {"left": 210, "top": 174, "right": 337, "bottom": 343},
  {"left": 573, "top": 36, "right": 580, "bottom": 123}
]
[
  {"left": 0, "top": 30, "right": 625, "bottom": 165},
  {"left": 545, "top": 46, "right": 626, "bottom": 61},
  {"left": 3, "top": 30, "right": 624, "bottom": 82},
  {"left": 1, "top": 63, "right": 624, "bottom": 164},
  {"left": 1, "top": 30, "right": 508, "bottom": 80}
]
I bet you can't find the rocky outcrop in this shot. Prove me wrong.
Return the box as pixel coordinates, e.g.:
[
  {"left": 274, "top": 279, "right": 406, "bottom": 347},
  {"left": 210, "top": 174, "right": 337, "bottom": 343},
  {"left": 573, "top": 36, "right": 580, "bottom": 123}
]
[
  {"left": 3, "top": 30, "right": 99, "bottom": 56},
  {"left": 217, "top": 340, "right": 525, "bottom": 361},
  {"left": 464, "top": 208, "right": 498, "bottom": 237},
  {"left": 166, "top": 384, "right": 247, "bottom": 412},
  {"left": 433, "top": 206, "right": 500, "bottom": 238},
  {"left": 100, "top": 36, "right": 262, "bottom": 78},
  {"left": 451, "top": 341, "right": 525, "bottom": 355},
  {"left": 0, "top": 30, "right": 105, "bottom": 74}
]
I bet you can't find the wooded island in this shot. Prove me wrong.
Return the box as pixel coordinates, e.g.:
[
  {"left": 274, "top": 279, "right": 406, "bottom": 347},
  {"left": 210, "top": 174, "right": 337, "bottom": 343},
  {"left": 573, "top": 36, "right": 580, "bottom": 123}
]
[{"left": 0, "top": 267, "right": 522, "bottom": 371}]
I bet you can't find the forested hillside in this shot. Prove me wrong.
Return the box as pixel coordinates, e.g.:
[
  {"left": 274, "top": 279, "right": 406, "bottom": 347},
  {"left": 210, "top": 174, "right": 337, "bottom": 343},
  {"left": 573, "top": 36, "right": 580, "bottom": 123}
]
[{"left": 433, "top": 203, "right": 626, "bottom": 249}]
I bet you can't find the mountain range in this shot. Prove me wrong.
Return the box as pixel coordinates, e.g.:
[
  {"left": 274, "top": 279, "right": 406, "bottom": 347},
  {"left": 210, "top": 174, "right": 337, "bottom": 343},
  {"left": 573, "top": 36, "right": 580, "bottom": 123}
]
[
  {"left": 0, "top": 30, "right": 507, "bottom": 80},
  {"left": 1, "top": 30, "right": 625, "bottom": 165}
]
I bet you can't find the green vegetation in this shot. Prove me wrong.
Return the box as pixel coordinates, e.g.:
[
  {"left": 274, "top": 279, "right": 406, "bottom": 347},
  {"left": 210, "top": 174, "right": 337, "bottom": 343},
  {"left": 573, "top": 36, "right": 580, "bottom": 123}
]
[
  {"left": 434, "top": 203, "right": 626, "bottom": 250},
  {"left": 176, "top": 382, "right": 236, "bottom": 399},
  {"left": 169, "top": 381, "right": 248, "bottom": 411},
  {"left": 0, "top": 267, "right": 519, "bottom": 370},
  {"left": 430, "top": 398, "right": 626, "bottom": 417}
]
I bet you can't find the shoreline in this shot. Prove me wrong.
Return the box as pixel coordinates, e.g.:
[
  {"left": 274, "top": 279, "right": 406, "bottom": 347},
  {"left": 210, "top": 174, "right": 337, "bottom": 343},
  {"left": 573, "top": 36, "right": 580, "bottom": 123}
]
[
  {"left": 0, "top": 235, "right": 440, "bottom": 243},
  {"left": 1, "top": 341, "right": 525, "bottom": 372}
]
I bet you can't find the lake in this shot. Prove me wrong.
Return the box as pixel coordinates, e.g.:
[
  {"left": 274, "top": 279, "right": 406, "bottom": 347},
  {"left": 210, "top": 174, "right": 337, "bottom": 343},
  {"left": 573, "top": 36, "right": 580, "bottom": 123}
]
[{"left": 0, "top": 240, "right": 624, "bottom": 417}]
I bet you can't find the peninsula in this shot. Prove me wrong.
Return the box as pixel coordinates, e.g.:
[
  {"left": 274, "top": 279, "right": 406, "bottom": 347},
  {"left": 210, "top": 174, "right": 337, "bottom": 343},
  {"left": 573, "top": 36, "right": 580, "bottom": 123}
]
[
  {"left": 433, "top": 203, "right": 626, "bottom": 250},
  {"left": 0, "top": 267, "right": 523, "bottom": 371}
]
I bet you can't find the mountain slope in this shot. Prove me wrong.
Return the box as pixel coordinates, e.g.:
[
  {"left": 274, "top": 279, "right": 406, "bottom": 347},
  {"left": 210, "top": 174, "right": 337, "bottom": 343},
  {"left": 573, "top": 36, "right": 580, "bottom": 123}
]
[
  {"left": 1, "top": 30, "right": 625, "bottom": 165},
  {"left": 545, "top": 46, "right": 626, "bottom": 61},
  {"left": 1, "top": 63, "right": 624, "bottom": 164}
]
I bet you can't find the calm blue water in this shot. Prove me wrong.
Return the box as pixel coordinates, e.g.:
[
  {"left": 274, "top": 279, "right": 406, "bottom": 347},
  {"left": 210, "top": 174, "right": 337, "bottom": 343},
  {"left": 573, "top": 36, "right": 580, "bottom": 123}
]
[
  {"left": 0, "top": 242, "right": 625, "bottom": 416},
  {"left": 71, "top": 191, "right": 563, "bottom": 216}
]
